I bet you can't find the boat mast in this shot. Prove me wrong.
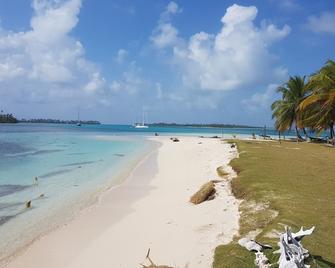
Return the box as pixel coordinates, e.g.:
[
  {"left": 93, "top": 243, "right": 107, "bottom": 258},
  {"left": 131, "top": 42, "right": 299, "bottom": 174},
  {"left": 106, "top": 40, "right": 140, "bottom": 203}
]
[{"left": 142, "top": 110, "right": 145, "bottom": 126}]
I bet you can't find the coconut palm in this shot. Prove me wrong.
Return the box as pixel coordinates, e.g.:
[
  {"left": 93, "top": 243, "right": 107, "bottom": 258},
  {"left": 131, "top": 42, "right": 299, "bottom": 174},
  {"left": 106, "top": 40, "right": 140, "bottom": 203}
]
[
  {"left": 271, "top": 76, "right": 310, "bottom": 139},
  {"left": 300, "top": 60, "right": 335, "bottom": 139}
]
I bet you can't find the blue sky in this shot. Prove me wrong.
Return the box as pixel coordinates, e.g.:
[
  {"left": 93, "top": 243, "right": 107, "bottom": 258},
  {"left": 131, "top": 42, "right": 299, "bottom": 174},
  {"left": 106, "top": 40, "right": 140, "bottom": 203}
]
[{"left": 0, "top": 0, "right": 334, "bottom": 125}]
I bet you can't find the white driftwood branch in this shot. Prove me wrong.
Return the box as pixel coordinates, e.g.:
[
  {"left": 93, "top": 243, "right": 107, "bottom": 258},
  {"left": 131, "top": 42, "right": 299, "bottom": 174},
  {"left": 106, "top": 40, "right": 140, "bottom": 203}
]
[
  {"left": 238, "top": 238, "right": 271, "bottom": 267},
  {"left": 277, "top": 226, "right": 314, "bottom": 268},
  {"left": 238, "top": 226, "right": 315, "bottom": 268}
]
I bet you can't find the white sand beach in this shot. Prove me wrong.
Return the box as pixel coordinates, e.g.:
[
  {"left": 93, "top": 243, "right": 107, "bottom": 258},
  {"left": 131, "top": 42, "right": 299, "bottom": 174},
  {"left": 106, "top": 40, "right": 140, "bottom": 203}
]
[{"left": 4, "top": 136, "right": 240, "bottom": 268}]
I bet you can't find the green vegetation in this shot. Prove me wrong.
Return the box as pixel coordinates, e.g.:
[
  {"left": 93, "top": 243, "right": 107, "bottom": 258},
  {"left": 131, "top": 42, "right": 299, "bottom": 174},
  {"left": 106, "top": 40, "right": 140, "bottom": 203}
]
[
  {"left": 214, "top": 242, "right": 256, "bottom": 267},
  {"left": 19, "top": 118, "right": 101, "bottom": 124},
  {"left": 190, "top": 181, "right": 216, "bottom": 205},
  {"left": 272, "top": 59, "right": 335, "bottom": 141},
  {"left": 300, "top": 60, "right": 335, "bottom": 138},
  {"left": 271, "top": 75, "right": 309, "bottom": 140},
  {"left": 0, "top": 113, "right": 18, "bottom": 123},
  {"left": 213, "top": 140, "right": 335, "bottom": 268}
]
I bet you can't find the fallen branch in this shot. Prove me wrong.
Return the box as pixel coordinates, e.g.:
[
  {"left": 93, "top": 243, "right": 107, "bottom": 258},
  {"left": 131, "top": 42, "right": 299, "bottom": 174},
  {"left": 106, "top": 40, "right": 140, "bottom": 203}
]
[
  {"left": 190, "top": 181, "right": 216, "bottom": 204},
  {"left": 140, "top": 249, "right": 174, "bottom": 268},
  {"left": 238, "top": 226, "right": 315, "bottom": 268}
]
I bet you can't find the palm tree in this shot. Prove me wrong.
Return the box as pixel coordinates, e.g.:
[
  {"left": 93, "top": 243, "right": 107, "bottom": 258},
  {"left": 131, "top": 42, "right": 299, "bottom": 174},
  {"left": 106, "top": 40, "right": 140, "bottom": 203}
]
[
  {"left": 271, "top": 76, "right": 310, "bottom": 139},
  {"left": 300, "top": 60, "right": 335, "bottom": 139}
]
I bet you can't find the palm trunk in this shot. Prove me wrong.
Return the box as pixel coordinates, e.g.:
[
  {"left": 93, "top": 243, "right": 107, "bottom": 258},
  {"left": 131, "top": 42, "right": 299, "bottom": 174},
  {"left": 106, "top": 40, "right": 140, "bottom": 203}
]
[
  {"left": 302, "top": 127, "right": 310, "bottom": 139},
  {"left": 295, "top": 125, "right": 303, "bottom": 141}
]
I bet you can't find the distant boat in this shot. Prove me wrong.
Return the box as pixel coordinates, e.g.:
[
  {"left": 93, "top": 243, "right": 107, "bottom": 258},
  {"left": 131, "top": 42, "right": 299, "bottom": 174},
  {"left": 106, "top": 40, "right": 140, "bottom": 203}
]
[
  {"left": 77, "top": 109, "right": 81, "bottom": 126},
  {"left": 134, "top": 110, "right": 148, "bottom": 129}
]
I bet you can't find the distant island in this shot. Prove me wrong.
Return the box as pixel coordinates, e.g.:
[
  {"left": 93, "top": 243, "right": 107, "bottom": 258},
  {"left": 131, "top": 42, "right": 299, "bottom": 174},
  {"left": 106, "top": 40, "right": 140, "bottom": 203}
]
[
  {"left": 19, "top": 118, "right": 101, "bottom": 125},
  {"left": 149, "top": 123, "right": 259, "bottom": 128},
  {"left": 0, "top": 111, "right": 101, "bottom": 125},
  {"left": 0, "top": 113, "right": 18, "bottom": 123}
]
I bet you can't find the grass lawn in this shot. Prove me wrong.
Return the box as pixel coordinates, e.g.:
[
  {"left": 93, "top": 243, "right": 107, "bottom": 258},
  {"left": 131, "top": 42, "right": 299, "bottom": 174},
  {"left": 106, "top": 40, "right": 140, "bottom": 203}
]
[{"left": 213, "top": 140, "right": 335, "bottom": 268}]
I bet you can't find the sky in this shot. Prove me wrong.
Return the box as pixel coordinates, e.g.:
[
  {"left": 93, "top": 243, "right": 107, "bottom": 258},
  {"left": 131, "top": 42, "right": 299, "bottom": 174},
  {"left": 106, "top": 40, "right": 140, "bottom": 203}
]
[{"left": 0, "top": 0, "right": 335, "bottom": 125}]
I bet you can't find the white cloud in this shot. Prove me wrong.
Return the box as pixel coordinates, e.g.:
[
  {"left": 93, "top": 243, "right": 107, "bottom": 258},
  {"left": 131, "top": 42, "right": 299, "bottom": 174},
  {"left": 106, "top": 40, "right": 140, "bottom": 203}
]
[
  {"left": 109, "top": 63, "right": 149, "bottom": 95},
  {"left": 151, "top": 1, "right": 182, "bottom": 49},
  {"left": 165, "top": 1, "right": 182, "bottom": 15},
  {"left": 152, "top": 4, "right": 290, "bottom": 92},
  {"left": 306, "top": 12, "right": 335, "bottom": 34},
  {"left": 0, "top": 61, "right": 25, "bottom": 81},
  {"left": 151, "top": 23, "right": 180, "bottom": 48},
  {"left": 115, "top": 49, "right": 128, "bottom": 63},
  {"left": 0, "top": 0, "right": 106, "bottom": 104},
  {"left": 110, "top": 80, "right": 121, "bottom": 93},
  {"left": 242, "top": 84, "right": 278, "bottom": 111},
  {"left": 271, "top": 0, "right": 300, "bottom": 10},
  {"left": 84, "top": 72, "right": 105, "bottom": 93}
]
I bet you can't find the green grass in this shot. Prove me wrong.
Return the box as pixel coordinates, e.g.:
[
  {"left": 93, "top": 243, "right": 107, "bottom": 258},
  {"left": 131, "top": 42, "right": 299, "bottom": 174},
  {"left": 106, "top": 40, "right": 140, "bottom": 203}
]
[{"left": 213, "top": 140, "right": 335, "bottom": 268}]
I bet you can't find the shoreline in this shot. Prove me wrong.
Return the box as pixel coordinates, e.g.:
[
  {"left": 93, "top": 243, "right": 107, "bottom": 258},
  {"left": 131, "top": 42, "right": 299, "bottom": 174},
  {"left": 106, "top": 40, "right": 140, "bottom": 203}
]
[
  {"left": 0, "top": 138, "right": 160, "bottom": 267},
  {"left": 3, "top": 136, "right": 240, "bottom": 268}
]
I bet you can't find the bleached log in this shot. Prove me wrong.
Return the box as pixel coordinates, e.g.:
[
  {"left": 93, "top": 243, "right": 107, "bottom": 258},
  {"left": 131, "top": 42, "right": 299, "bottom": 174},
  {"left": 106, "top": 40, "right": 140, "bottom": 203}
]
[
  {"left": 255, "top": 252, "right": 271, "bottom": 268},
  {"left": 277, "top": 226, "right": 314, "bottom": 268},
  {"left": 238, "top": 238, "right": 271, "bottom": 252},
  {"left": 238, "top": 238, "right": 272, "bottom": 268},
  {"left": 238, "top": 226, "right": 314, "bottom": 268},
  {"left": 291, "top": 226, "right": 315, "bottom": 242}
]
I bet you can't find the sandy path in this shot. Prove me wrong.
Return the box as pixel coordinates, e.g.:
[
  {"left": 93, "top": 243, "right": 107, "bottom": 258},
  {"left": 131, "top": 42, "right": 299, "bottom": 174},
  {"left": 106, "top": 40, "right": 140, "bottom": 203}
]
[{"left": 4, "top": 136, "right": 240, "bottom": 268}]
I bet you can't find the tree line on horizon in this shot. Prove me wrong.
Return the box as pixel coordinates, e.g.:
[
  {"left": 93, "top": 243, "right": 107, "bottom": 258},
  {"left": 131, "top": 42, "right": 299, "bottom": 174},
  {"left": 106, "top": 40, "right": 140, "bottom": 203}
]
[
  {"left": 272, "top": 59, "right": 335, "bottom": 141},
  {"left": 0, "top": 112, "right": 18, "bottom": 123}
]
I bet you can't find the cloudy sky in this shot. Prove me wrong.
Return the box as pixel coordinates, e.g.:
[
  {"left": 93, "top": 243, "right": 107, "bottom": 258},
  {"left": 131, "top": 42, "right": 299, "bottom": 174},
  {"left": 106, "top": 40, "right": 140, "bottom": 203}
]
[{"left": 0, "top": 0, "right": 334, "bottom": 125}]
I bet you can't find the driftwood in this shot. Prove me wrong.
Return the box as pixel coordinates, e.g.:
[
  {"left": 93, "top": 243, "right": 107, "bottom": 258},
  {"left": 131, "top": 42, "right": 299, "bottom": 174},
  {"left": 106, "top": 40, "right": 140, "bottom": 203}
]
[
  {"left": 141, "top": 249, "right": 174, "bottom": 268},
  {"left": 238, "top": 238, "right": 272, "bottom": 268},
  {"left": 190, "top": 181, "right": 216, "bottom": 204},
  {"left": 276, "top": 226, "right": 315, "bottom": 268},
  {"left": 239, "top": 226, "right": 315, "bottom": 268}
]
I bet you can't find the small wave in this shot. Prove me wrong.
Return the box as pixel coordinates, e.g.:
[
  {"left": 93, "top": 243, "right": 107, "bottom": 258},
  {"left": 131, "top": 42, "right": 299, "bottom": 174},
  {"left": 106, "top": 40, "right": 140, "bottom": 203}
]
[
  {"left": 30, "top": 149, "right": 63, "bottom": 155},
  {"left": 0, "top": 202, "right": 24, "bottom": 211},
  {"left": 39, "top": 168, "right": 74, "bottom": 179},
  {"left": 0, "top": 215, "right": 15, "bottom": 226},
  {"left": 61, "top": 161, "right": 96, "bottom": 167},
  {"left": 0, "top": 141, "right": 33, "bottom": 156},
  {"left": 0, "top": 185, "right": 32, "bottom": 198},
  {"left": 4, "top": 149, "right": 63, "bottom": 158}
]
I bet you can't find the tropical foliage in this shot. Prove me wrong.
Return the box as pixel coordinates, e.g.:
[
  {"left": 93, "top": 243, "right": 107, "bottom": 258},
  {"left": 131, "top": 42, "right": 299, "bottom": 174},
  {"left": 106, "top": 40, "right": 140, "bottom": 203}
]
[
  {"left": 272, "top": 59, "right": 335, "bottom": 140},
  {"left": 271, "top": 76, "right": 309, "bottom": 139},
  {"left": 300, "top": 60, "right": 335, "bottom": 139},
  {"left": 0, "top": 113, "right": 17, "bottom": 123}
]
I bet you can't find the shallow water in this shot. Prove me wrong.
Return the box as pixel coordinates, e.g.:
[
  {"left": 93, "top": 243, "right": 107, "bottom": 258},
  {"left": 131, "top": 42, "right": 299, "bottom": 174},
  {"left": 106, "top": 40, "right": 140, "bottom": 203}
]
[{"left": 0, "top": 125, "right": 155, "bottom": 261}]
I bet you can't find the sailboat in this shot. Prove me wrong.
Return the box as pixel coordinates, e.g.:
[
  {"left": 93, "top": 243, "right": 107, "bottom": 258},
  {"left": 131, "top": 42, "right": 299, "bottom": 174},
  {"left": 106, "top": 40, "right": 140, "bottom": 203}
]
[
  {"left": 76, "top": 109, "right": 81, "bottom": 126},
  {"left": 134, "top": 110, "right": 148, "bottom": 128}
]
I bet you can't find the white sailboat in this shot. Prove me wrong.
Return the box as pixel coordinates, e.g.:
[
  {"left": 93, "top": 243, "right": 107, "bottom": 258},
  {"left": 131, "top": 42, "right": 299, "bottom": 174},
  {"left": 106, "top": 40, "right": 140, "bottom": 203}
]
[
  {"left": 76, "top": 108, "right": 81, "bottom": 126},
  {"left": 134, "top": 110, "right": 148, "bottom": 128}
]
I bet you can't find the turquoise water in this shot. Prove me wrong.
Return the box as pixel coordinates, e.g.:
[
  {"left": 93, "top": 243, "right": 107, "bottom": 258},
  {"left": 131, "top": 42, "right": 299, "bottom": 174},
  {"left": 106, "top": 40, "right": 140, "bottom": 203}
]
[
  {"left": 0, "top": 123, "right": 301, "bottom": 137},
  {"left": 0, "top": 124, "right": 155, "bottom": 261}
]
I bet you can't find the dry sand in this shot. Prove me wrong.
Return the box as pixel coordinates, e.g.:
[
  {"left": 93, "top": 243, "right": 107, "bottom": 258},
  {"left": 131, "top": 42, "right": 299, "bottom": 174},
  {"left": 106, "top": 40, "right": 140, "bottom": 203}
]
[{"left": 4, "top": 136, "right": 240, "bottom": 268}]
